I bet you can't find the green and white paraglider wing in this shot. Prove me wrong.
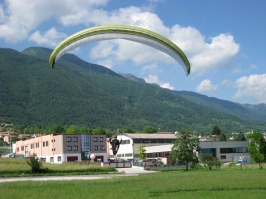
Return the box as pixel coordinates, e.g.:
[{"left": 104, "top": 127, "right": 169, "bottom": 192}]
[{"left": 49, "top": 25, "right": 190, "bottom": 75}]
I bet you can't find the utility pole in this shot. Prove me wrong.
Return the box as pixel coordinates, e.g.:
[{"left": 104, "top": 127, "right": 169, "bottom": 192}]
[{"left": 9, "top": 130, "right": 12, "bottom": 153}]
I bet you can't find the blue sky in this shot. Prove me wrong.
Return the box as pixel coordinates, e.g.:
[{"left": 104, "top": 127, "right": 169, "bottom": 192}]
[{"left": 0, "top": 0, "right": 265, "bottom": 105}]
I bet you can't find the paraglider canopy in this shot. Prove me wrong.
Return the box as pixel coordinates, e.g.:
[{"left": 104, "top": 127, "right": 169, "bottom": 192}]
[{"left": 49, "top": 24, "right": 190, "bottom": 75}]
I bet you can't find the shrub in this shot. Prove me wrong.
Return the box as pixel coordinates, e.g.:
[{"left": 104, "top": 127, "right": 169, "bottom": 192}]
[
  {"left": 145, "top": 167, "right": 151, "bottom": 171},
  {"left": 26, "top": 153, "right": 43, "bottom": 173},
  {"left": 200, "top": 153, "right": 222, "bottom": 170}
]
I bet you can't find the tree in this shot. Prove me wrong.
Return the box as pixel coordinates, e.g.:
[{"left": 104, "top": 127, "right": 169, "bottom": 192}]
[
  {"left": 137, "top": 146, "right": 146, "bottom": 160},
  {"left": 171, "top": 130, "right": 201, "bottom": 171},
  {"left": 125, "top": 128, "right": 134, "bottom": 134},
  {"left": 143, "top": 126, "right": 157, "bottom": 134},
  {"left": 219, "top": 132, "right": 227, "bottom": 141},
  {"left": 49, "top": 124, "right": 65, "bottom": 134},
  {"left": 92, "top": 126, "right": 106, "bottom": 135},
  {"left": 66, "top": 125, "right": 78, "bottom": 134},
  {"left": 211, "top": 125, "right": 222, "bottom": 136},
  {"left": 79, "top": 126, "right": 91, "bottom": 134},
  {"left": 248, "top": 131, "right": 266, "bottom": 168},
  {"left": 235, "top": 132, "right": 246, "bottom": 141},
  {"left": 200, "top": 153, "right": 222, "bottom": 170}
]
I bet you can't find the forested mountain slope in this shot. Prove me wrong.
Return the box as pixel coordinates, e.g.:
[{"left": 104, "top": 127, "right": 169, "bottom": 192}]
[{"left": 0, "top": 47, "right": 264, "bottom": 133}]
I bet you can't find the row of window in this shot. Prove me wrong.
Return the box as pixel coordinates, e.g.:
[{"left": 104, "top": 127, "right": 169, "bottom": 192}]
[
  {"left": 220, "top": 147, "right": 248, "bottom": 154},
  {"left": 121, "top": 140, "right": 130, "bottom": 144},
  {"left": 133, "top": 139, "right": 175, "bottom": 144},
  {"left": 109, "top": 153, "right": 133, "bottom": 158},
  {"left": 18, "top": 141, "right": 53, "bottom": 151},
  {"left": 67, "top": 137, "right": 78, "bottom": 142},
  {"left": 93, "top": 137, "right": 104, "bottom": 142},
  {"left": 93, "top": 145, "right": 105, "bottom": 151},
  {"left": 41, "top": 156, "right": 62, "bottom": 163},
  {"left": 67, "top": 146, "right": 78, "bottom": 151}
]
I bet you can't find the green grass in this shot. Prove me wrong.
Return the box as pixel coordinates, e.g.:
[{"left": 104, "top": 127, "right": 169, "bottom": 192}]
[
  {"left": 0, "top": 159, "right": 266, "bottom": 198},
  {"left": 0, "top": 158, "right": 117, "bottom": 176},
  {"left": 0, "top": 148, "right": 10, "bottom": 153},
  {"left": 0, "top": 170, "right": 265, "bottom": 199}
]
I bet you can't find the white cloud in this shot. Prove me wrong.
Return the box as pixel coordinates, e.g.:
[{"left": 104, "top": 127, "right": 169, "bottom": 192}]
[
  {"left": 141, "top": 63, "right": 163, "bottom": 75},
  {"left": 196, "top": 79, "right": 217, "bottom": 92},
  {"left": 222, "top": 79, "right": 233, "bottom": 86},
  {"left": 0, "top": 0, "right": 240, "bottom": 76},
  {"left": 0, "top": 4, "right": 6, "bottom": 23},
  {"left": 97, "top": 58, "right": 115, "bottom": 69},
  {"left": 0, "top": 0, "right": 108, "bottom": 43},
  {"left": 144, "top": 74, "right": 174, "bottom": 90},
  {"left": 90, "top": 41, "right": 116, "bottom": 59},
  {"left": 29, "top": 27, "right": 67, "bottom": 47},
  {"left": 190, "top": 34, "right": 239, "bottom": 74},
  {"left": 233, "top": 74, "right": 266, "bottom": 103}
]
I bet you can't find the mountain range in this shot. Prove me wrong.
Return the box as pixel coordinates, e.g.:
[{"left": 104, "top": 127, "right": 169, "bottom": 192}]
[{"left": 0, "top": 47, "right": 265, "bottom": 134}]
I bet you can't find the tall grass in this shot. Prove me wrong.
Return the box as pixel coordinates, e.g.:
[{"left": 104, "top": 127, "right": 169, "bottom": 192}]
[
  {"left": 0, "top": 158, "right": 102, "bottom": 170},
  {"left": 0, "top": 158, "right": 116, "bottom": 176}
]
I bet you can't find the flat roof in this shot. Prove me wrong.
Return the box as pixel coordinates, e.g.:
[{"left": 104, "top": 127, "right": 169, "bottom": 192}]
[{"left": 123, "top": 133, "right": 176, "bottom": 139}]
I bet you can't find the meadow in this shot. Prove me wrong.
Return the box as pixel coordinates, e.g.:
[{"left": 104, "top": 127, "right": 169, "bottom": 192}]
[
  {"left": 0, "top": 158, "right": 117, "bottom": 176},
  {"left": 0, "top": 158, "right": 266, "bottom": 199}
]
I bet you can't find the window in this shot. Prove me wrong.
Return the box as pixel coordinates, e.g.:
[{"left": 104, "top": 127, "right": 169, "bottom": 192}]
[
  {"left": 43, "top": 142, "right": 45, "bottom": 147},
  {"left": 142, "top": 139, "right": 150, "bottom": 143},
  {"left": 67, "top": 146, "right": 72, "bottom": 151},
  {"left": 73, "top": 137, "right": 78, "bottom": 142},
  {"left": 220, "top": 147, "right": 248, "bottom": 154},
  {"left": 94, "top": 145, "right": 98, "bottom": 151},
  {"left": 46, "top": 141, "right": 48, "bottom": 146},
  {"left": 150, "top": 139, "right": 157, "bottom": 143},
  {"left": 122, "top": 140, "right": 130, "bottom": 144},
  {"left": 125, "top": 153, "right": 133, "bottom": 157},
  {"left": 17, "top": 147, "right": 19, "bottom": 152},
  {"left": 21, "top": 146, "right": 24, "bottom": 151},
  {"left": 31, "top": 144, "right": 34, "bottom": 149},
  {"left": 73, "top": 146, "right": 78, "bottom": 151},
  {"left": 98, "top": 137, "right": 104, "bottom": 142},
  {"left": 52, "top": 148, "right": 56, "bottom": 151},
  {"left": 58, "top": 156, "right": 61, "bottom": 162},
  {"left": 166, "top": 139, "right": 173, "bottom": 143},
  {"left": 99, "top": 145, "right": 104, "bottom": 151},
  {"left": 66, "top": 137, "right": 72, "bottom": 142},
  {"left": 134, "top": 139, "right": 141, "bottom": 143},
  {"left": 50, "top": 157, "right": 54, "bottom": 163},
  {"left": 93, "top": 137, "right": 98, "bottom": 142},
  {"left": 36, "top": 143, "right": 39, "bottom": 148}
]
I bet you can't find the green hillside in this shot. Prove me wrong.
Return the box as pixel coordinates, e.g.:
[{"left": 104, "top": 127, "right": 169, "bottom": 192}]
[
  {"left": 0, "top": 47, "right": 264, "bottom": 133},
  {"left": 172, "top": 90, "right": 266, "bottom": 121}
]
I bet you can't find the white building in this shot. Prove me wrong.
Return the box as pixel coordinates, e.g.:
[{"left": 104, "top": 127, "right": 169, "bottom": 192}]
[{"left": 113, "top": 134, "right": 250, "bottom": 163}]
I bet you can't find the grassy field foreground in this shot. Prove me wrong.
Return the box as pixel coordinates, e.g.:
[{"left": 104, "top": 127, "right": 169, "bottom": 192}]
[
  {"left": 0, "top": 158, "right": 266, "bottom": 198},
  {"left": 0, "top": 169, "right": 266, "bottom": 199}
]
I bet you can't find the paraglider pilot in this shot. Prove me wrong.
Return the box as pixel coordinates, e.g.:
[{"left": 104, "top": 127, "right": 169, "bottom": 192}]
[{"left": 109, "top": 136, "right": 122, "bottom": 156}]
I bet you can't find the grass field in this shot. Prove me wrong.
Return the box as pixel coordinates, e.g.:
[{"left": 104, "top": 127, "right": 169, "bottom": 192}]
[
  {"left": 0, "top": 170, "right": 265, "bottom": 199},
  {"left": 0, "top": 158, "right": 266, "bottom": 199},
  {"left": 0, "top": 158, "right": 117, "bottom": 176}
]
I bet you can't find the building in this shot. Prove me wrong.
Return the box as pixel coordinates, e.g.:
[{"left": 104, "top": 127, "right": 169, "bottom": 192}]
[
  {"left": 15, "top": 134, "right": 108, "bottom": 163},
  {"left": 108, "top": 133, "right": 176, "bottom": 161},
  {"left": 110, "top": 134, "right": 250, "bottom": 163}
]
